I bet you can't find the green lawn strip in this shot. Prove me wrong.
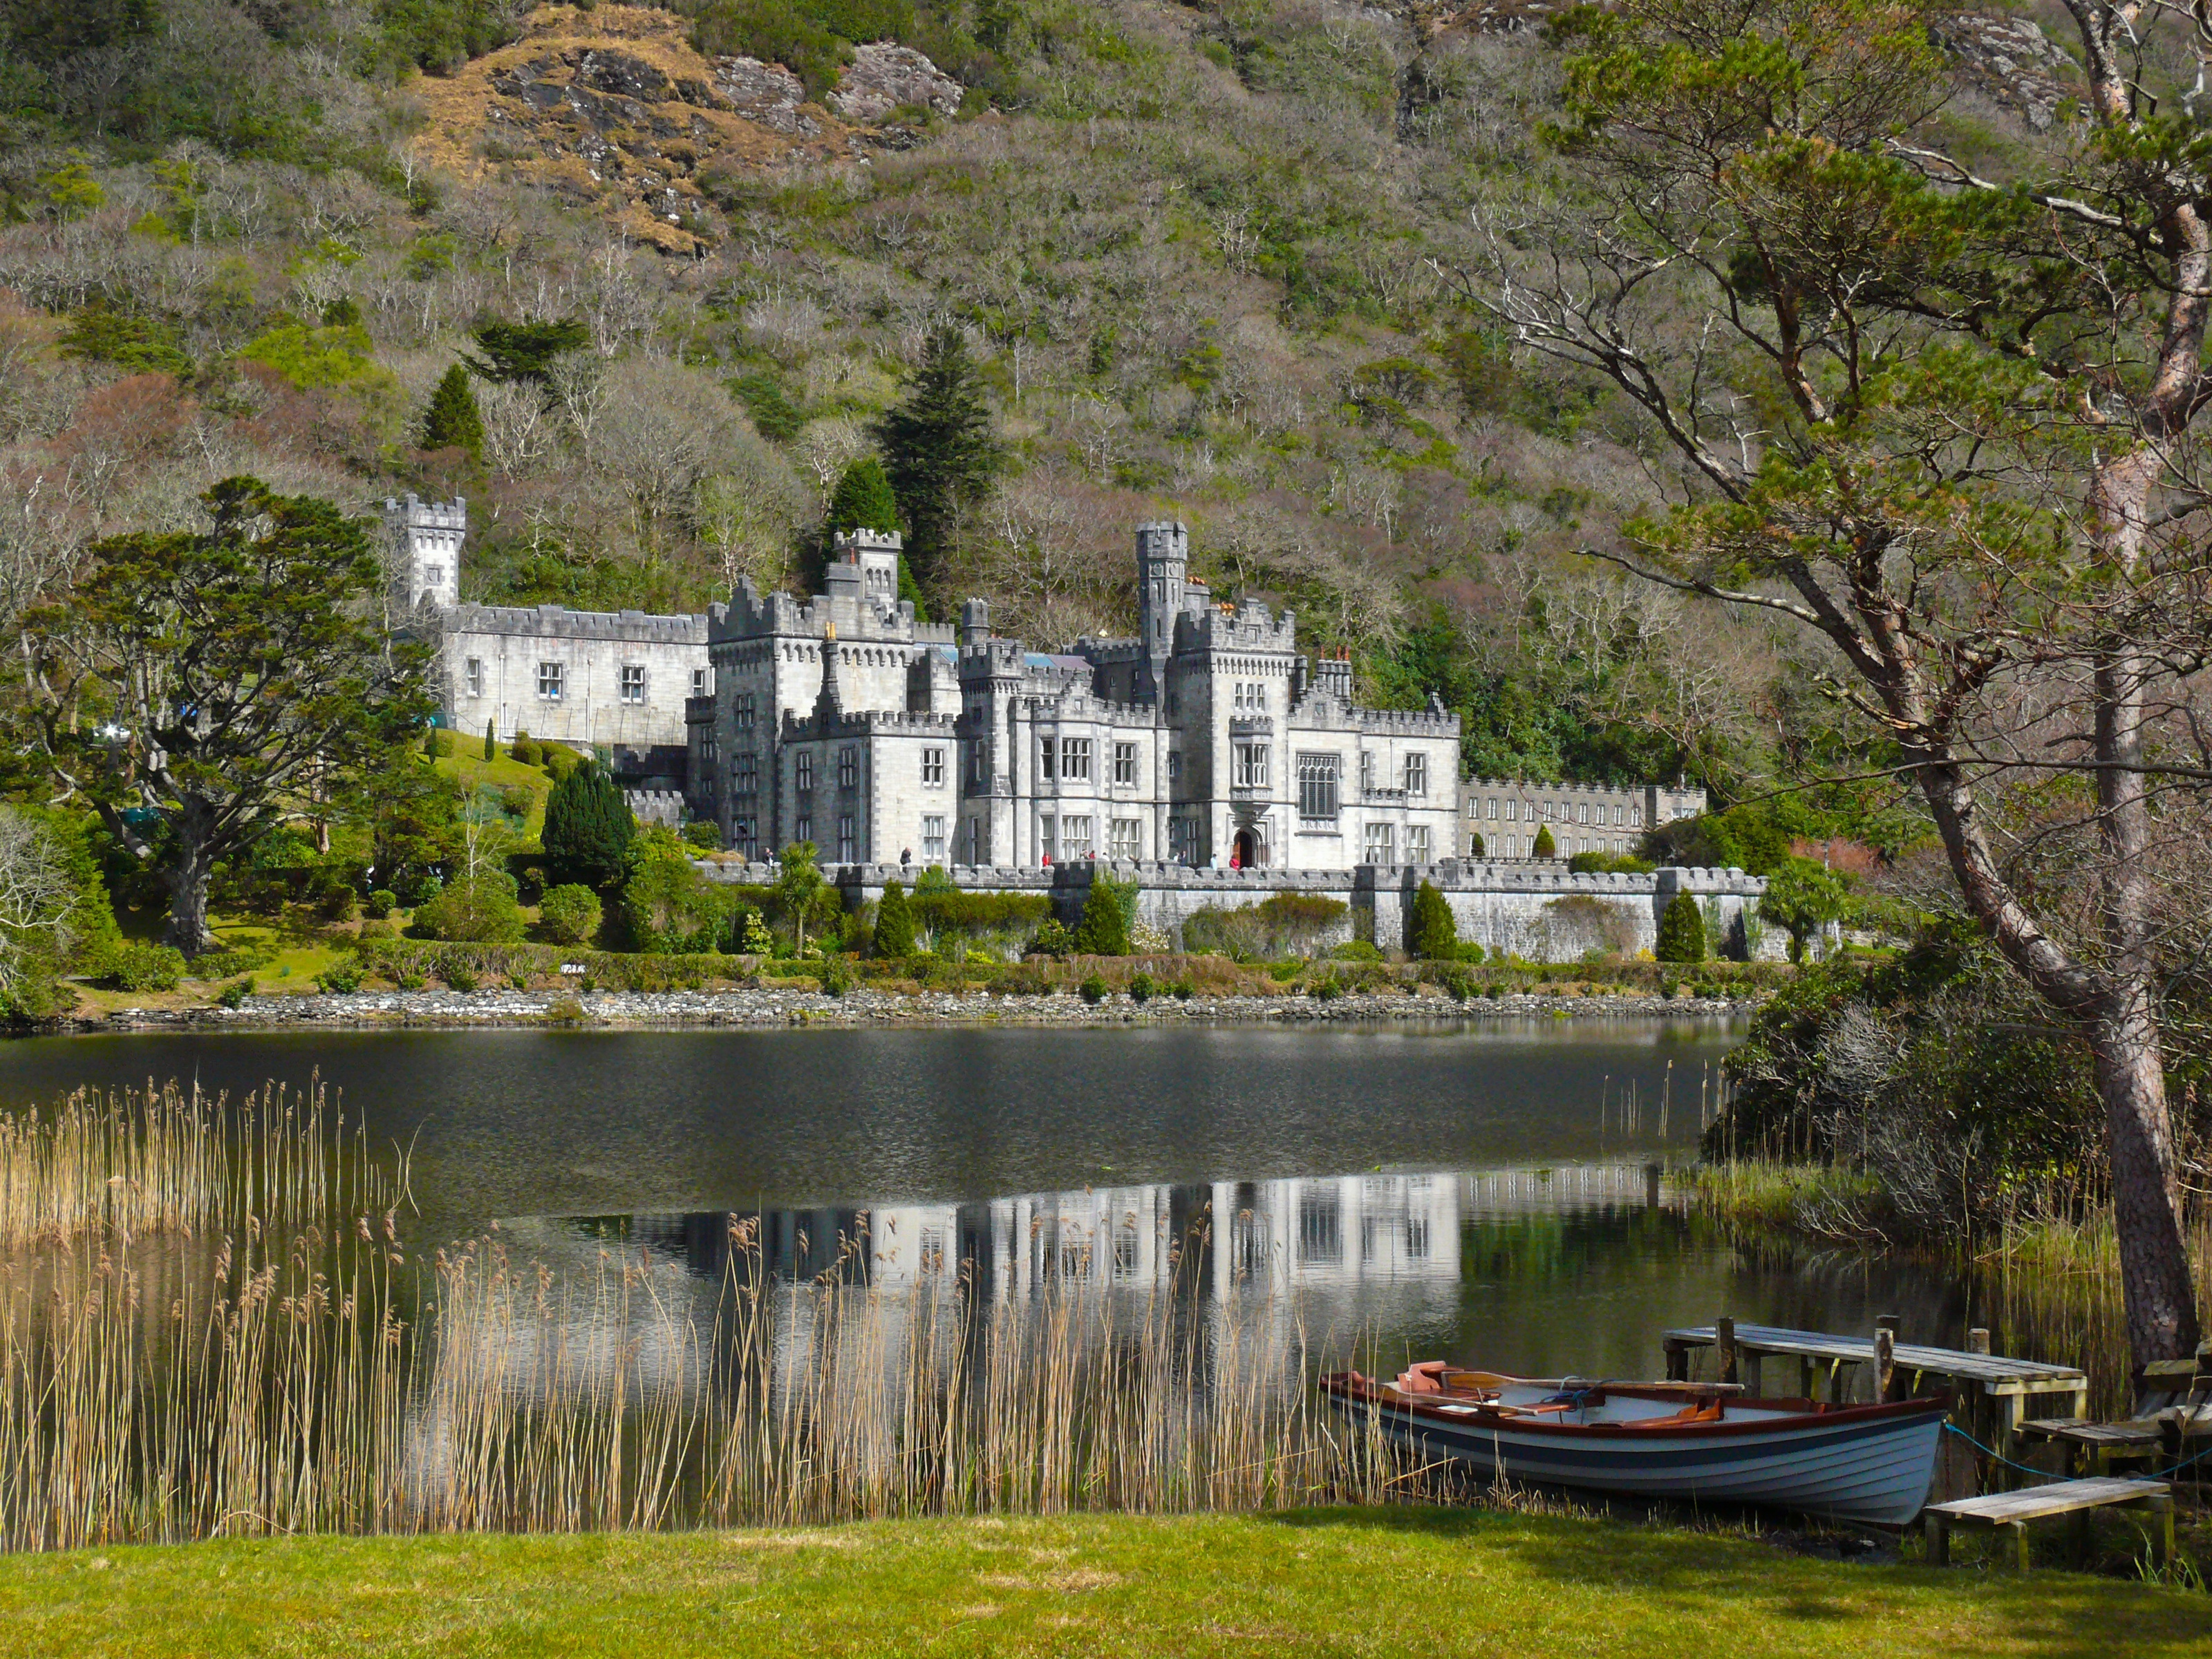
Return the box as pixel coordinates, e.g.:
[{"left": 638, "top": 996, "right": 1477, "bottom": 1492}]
[
  {"left": 0, "top": 1510, "right": 2198, "bottom": 1659},
  {"left": 436, "top": 748, "right": 553, "bottom": 843}
]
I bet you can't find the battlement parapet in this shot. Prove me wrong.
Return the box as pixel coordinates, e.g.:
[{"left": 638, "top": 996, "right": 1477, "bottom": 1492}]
[
  {"left": 449, "top": 604, "right": 709, "bottom": 644},
  {"left": 1356, "top": 706, "right": 1459, "bottom": 733}
]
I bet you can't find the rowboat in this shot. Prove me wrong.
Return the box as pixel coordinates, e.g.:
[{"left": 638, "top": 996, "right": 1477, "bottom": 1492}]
[{"left": 1322, "top": 1362, "right": 1948, "bottom": 1526}]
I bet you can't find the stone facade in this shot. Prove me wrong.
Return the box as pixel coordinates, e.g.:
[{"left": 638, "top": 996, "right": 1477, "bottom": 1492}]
[
  {"left": 1454, "top": 777, "right": 1708, "bottom": 861},
  {"left": 709, "top": 524, "right": 1463, "bottom": 870},
  {"left": 698, "top": 856, "right": 1778, "bottom": 962}
]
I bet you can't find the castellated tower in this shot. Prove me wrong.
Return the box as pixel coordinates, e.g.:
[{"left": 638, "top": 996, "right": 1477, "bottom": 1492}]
[
  {"left": 1135, "top": 519, "right": 1189, "bottom": 698},
  {"left": 382, "top": 493, "right": 465, "bottom": 612}
]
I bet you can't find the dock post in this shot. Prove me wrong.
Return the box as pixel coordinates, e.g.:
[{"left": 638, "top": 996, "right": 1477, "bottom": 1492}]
[
  {"left": 1663, "top": 1337, "right": 1688, "bottom": 1382},
  {"left": 1927, "top": 1512, "right": 1950, "bottom": 1567},
  {"left": 1875, "top": 1319, "right": 1897, "bottom": 1403},
  {"left": 1716, "top": 1316, "right": 1738, "bottom": 1386},
  {"left": 2150, "top": 1492, "right": 2175, "bottom": 1573},
  {"left": 1967, "top": 1328, "right": 1990, "bottom": 1356}
]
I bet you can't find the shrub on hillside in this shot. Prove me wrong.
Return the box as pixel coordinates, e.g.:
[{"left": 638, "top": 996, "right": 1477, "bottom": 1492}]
[
  {"left": 413, "top": 872, "right": 526, "bottom": 944},
  {"left": 538, "top": 883, "right": 603, "bottom": 946},
  {"left": 543, "top": 762, "right": 635, "bottom": 887},
  {"left": 1073, "top": 876, "right": 1131, "bottom": 956},
  {"left": 106, "top": 944, "right": 185, "bottom": 992},
  {"left": 1531, "top": 825, "right": 1557, "bottom": 859},
  {"left": 1568, "top": 851, "right": 1655, "bottom": 874},
  {"left": 1411, "top": 879, "right": 1458, "bottom": 959},
  {"left": 874, "top": 879, "right": 917, "bottom": 957}
]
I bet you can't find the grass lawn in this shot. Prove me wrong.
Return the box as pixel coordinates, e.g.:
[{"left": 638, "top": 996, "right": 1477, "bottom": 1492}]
[
  {"left": 0, "top": 1509, "right": 2200, "bottom": 1659},
  {"left": 435, "top": 744, "right": 554, "bottom": 842}
]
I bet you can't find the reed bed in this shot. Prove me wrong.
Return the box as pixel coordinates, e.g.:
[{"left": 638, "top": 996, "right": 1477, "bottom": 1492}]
[
  {"left": 0, "top": 1084, "right": 1396, "bottom": 1553},
  {"left": 0, "top": 1080, "right": 393, "bottom": 1249}
]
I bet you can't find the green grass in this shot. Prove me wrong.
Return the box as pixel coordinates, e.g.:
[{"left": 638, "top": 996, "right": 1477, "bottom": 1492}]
[
  {"left": 435, "top": 746, "right": 554, "bottom": 842},
  {"left": 0, "top": 1510, "right": 2200, "bottom": 1658}
]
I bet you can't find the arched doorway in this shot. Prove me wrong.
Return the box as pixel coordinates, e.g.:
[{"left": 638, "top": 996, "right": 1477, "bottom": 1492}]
[{"left": 1232, "top": 828, "right": 1258, "bottom": 869}]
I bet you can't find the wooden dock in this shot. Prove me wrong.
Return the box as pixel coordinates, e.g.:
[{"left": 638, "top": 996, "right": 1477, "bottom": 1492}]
[{"left": 1662, "top": 1320, "right": 2089, "bottom": 1477}]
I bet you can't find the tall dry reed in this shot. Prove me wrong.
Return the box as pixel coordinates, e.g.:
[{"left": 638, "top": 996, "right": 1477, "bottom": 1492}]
[{"left": 0, "top": 1085, "right": 1396, "bottom": 1552}]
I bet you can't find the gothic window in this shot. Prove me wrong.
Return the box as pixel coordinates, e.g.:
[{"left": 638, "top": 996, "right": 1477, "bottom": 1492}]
[
  {"left": 796, "top": 814, "right": 812, "bottom": 845},
  {"left": 1487, "top": 798, "right": 1499, "bottom": 820},
  {"left": 1113, "top": 742, "right": 1136, "bottom": 785},
  {"left": 921, "top": 747, "right": 945, "bottom": 786},
  {"left": 1041, "top": 816, "right": 1058, "bottom": 861},
  {"left": 734, "top": 753, "right": 758, "bottom": 795},
  {"left": 838, "top": 747, "right": 858, "bottom": 789},
  {"left": 1061, "top": 738, "right": 1092, "bottom": 780},
  {"left": 733, "top": 818, "right": 755, "bottom": 859},
  {"left": 838, "top": 816, "right": 856, "bottom": 862},
  {"left": 424, "top": 565, "right": 443, "bottom": 588},
  {"left": 1108, "top": 818, "right": 1141, "bottom": 859},
  {"left": 1503, "top": 798, "right": 1517, "bottom": 821},
  {"left": 464, "top": 658, "right": 484, "bottom": 698},
  {"left": 1060, "top": 815, "right": 1094, "bottom": 857},
  {"left": 734, "top": 693, "right": 756, "bottom": 731},
  {"left": 1407, "top": 825, "right": 1431, "bottom": 863},
  {"left": 922, "top": 814, "right": 946, "bottom": 861},
  {"left": 1039, "top": 737, "right": 1056, "bottom": 781},
  {"left": 1404, "top": 753, "right": 1427, "bottom": 796},
  {"left": 1577, "top": 801, "right": 1589, "bottom": 824},
  {"left": 537, "top": 662, "right": 563, "bottom": 700},
  {"left": 968, "top": 742, "right": 986, "bottom": 785},
  {"left": 1295, "top": 753, "right": 1340, "bottom": 821},
  {"left": 1363, "top": 823, "right": 1394, "bottom": 865},
  {"left": 796, "top": 752, "right": 814, "bottom": 792},
  {"left": 1234, "top": 743, "right": 1268, "bottom": 789},
  {"left": 620, "top": 664, "right": 647, "bottom": 704}
]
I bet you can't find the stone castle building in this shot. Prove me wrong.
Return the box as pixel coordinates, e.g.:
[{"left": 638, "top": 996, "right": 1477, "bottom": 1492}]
[{"left": 389, "top": 494, "right": 1699, "bottom": 873}]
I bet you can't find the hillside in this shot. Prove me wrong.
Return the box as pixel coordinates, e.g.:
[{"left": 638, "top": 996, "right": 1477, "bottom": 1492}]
[{"left": 0, "top": 0, "right": 2081, "bottom": 812}]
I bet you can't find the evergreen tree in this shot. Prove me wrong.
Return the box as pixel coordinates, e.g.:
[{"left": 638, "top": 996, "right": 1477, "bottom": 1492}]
[
  {"left": 1411, "top": 879, "right": 1458, "bottom": 960},
  {"left": 1468, "top": 830, "right": 1485, "bottom": 858},
  {"left": 1656, "top": 892, "right": 1707, "bottom": 964},
  {"left": 827, "top": 456, "right": 899, "bottom": 534},
  {"left": 1531, "top": 825, "right": 1556, "bottom": 859},
  {"left": 1073, "top": 877, "right": 1130, "bottom": 956},
  {"left": 874, "top": 877, "right": 917, "bottom": 957},
  {"left": 874, "top": 325, "right": 1002, "bottom": 585},
  {"left": 541, "top": 760, "right": 635, "bottom": 887},
  {"left": 462, "top": 319, "right": 590, "bottom": 384},
  {"left": 419, "top": 365, "right": 485, "bottom": 460},
  {"left": 483, "top": 718, "right": 496, "bottom": 762}
]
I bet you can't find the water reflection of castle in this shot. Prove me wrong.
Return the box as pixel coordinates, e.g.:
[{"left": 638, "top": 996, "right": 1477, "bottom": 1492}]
[{"left": 615, "top": 1164, "right": 1675, "bottom": 1303}]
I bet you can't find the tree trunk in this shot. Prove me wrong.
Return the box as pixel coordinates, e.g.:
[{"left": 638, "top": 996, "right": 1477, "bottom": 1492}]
[
  {"left": 162, "top": 800, "right": 219, "bottom": 957},
  {"left": 2093, "top": 989, "right": 2201, "bottom": 1360}
]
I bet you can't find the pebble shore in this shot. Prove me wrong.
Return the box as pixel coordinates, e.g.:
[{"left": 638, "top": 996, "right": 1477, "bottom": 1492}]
[{"left": 64, "top": 986, "right": 1754, "bottom": 1032}]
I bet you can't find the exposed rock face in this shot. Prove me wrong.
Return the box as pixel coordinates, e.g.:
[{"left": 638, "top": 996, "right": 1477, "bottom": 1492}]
[
  {"left": 411, "top": 7, "right": 959, "bottom": 256},
  {"left": 1928, "top": 15, "right": 2079, "bottom": 131},
  {"left": 826, "top": 42, "right": 965, "bottom": 123}
]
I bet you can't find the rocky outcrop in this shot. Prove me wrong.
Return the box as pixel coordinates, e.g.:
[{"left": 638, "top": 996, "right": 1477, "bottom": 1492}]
[
  {"left": 825, "top": 44, "right": 966, "bottom": 124},
  {"left": 1931, "top": 15, "right": 2079, "bottom": 131},
  {"left": 411, "top": 7, "right": 961, "bottom": 256}
]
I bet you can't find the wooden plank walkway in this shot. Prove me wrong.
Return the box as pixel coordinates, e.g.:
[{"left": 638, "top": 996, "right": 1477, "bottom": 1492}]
[
  {"left": 1663, "top": 1322, "right": 2090, "bottom": 1482},
  {"left": 1925, "top": 1477, "right": 2172, "bottom": 1571}
]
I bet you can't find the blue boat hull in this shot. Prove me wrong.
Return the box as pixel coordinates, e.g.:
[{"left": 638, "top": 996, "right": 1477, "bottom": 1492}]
[{"left": 1328, "top": 1387, "right": 1946, "bottom": 1527}]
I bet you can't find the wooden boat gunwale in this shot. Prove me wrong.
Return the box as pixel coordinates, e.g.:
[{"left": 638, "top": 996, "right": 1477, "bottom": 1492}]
[{"left": 1322, "top": 1369, "right": 1953, "bottom": 1439}]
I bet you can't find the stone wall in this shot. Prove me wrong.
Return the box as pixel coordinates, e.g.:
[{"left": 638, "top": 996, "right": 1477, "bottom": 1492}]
[{"left": 695, "top": 856, "right": 1776, "bottom": 962}]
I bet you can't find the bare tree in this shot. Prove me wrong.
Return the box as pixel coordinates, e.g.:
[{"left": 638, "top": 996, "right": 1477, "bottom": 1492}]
[{"left": 1454, "top": 0, "right": 2212, "bottom": 1359}]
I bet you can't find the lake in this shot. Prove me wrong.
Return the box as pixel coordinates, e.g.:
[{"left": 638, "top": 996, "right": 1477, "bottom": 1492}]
[{"left": 0, "top": 1019, "right": 1970, "bottom": 1383}]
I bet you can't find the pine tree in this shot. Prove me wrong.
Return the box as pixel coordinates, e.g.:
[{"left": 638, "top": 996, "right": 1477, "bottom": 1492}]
[
  {"left": 542, "top": 760, "right": 635, "bottom": 888},
  {"left": 874, "top": 325, "right": 1002, "bottom": 585},
  {"left": 1073, "top": 876, "right": 1131, "bottom": 956},
  {"left": 1468, "top": 831, "right": 1485, "bottom": 858},
  {"left": 483, "top": 719, "right": 496, "bottom": 762},
  {"left": 1531, "top": 824, "right": 1557, "bottom": 859},
  {"left": 1411, "top": 879, "right": 1458, "bottom": 959},
  {"left": 1656, "top": 891, "right": 1707, "bottom": 964},
  {"left": 874, "top": 878, "right": 917, "bottom": 957},
  {"left": 419, "top": 365, "right": 485, "bottom": 460}
]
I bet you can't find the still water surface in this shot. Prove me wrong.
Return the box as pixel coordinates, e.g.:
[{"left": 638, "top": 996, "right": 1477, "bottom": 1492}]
[{"left": 1, "top": 1020, "right": 1967, "bottom": 1380}]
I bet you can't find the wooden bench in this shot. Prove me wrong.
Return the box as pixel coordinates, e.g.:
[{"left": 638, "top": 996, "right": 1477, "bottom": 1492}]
[
  {"left": 2015, "top": 1345, "right": 2211, "bottom": 1477},
  {"left": 1924, "top": 1478, "right": 2173, "bottom": 1572}
]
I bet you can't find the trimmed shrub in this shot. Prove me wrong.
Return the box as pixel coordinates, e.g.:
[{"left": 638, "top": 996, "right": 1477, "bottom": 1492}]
[
  {"left": 1073, "top": 877, "right": 1131, "bottom": 956},
  {"left": 216, "top": 979, "right": 254, "bottom": 1009},
  {"left": 484, "top": 720, "right": 496, "bottom": 762},
  {"left": 1411, "top": 879, "right": 1459, "bottom": 959},
  {"left": 319, "top": 959, "right": 363, "bottom": 993},
  {"left": 1078, "top": 973, "right": 1109, "bottom": 1004},
  {"left": 510, "top": 732, "right": 541, "bottom": 765},
  {"left": 1656, "top": 891, "right": 1708, "bottom": 963},
  {"left": 874, "top": 879, "right": 917, "bottom": 957},
  {"left": 538, "top": 883, "right": 603, "bottom": 946},
  {"left": 1468, "top": 831, "right": 1485, "bottom": 858},
  {"left": 108, "top": 944, "right": 185, "bottom": 992},
  {"left": 1568, "top": 850, "right": 1656, "bottom": 874},
  {"left": 1128, "top": 971, "right": 1157, "bottom": 1004},
  {"left": 1531, "top": 825, "right": 1557, "bottom": 859},
  {"left": 1330, "top": 939, "right": 1382, "bottom": 963},
  {"left": 681, "top": 820, "right": 722, "bottom": 850},
  {"left": 543, "top": 761, "right": 635, "bottom": 886},
  {"left": 413, "top": 872, "right": 527, "bottom": 943},
  {"left": 366, "top": 889, "right": 397, "bottom": 919}
]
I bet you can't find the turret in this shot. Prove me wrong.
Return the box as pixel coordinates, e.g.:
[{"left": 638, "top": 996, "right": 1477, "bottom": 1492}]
[
  {"left": 383, "top": 493, "right": 465, "bottom": 612},
  {"left": 1136, "top": 521, "right": 1188, "bottom": 698}
]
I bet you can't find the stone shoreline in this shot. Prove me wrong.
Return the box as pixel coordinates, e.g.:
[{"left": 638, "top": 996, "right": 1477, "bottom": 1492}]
[{"left": 45, "top": 986, "right": 1756, "bottom": 1033}]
